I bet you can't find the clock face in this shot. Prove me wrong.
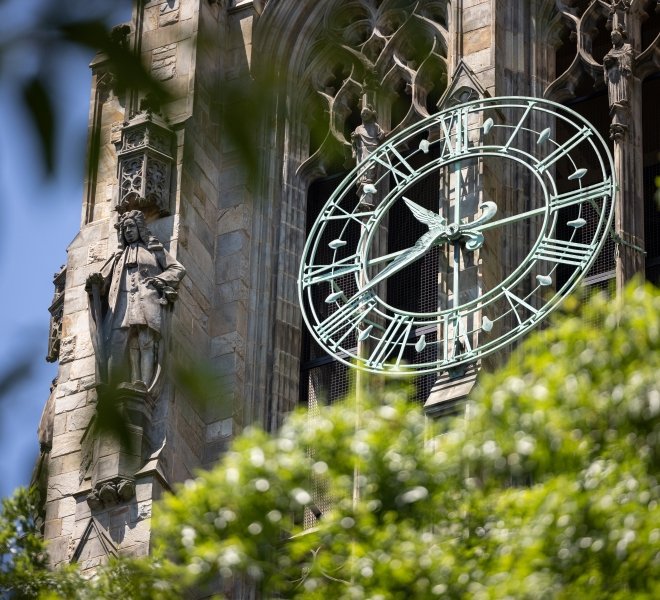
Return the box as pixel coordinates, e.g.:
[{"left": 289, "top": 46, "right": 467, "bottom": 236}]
[{"left": 299, "top": 97, "right": 615, "bottom": 375}]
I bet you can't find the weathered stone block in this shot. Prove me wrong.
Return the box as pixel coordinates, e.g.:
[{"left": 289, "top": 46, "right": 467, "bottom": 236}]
[
  {"left": 463, "top": 3, "right": 491, "bottom": 32},
  {"left": 46, "top": 536, "right": 70, "bottom": 566},
  {"left": 463, "top": 26, "right": 491, "bottom": 55},
  {"left": 68, "top": 357, "right": 96, "bottom": 382},
  {"left": 79, "top": 375, "right": 97, "bottom": 391},
  {"left": 75, "top": 497, "right": 92, "bottom": 521},
  {"left": 59, "top": 336, "right": 76, "bottom": 364},
  {"left": 47, "top": 470, "right": 80, "bottom": 501},
  {"left": 66, "top": 405, "right": 96, "bottom": 432},
  {"left": 217, "top": 230, "right": 248, "bottom": 256},
  {"left": 217, "top": 204, "right": 252, "bottom": 236},
  {"left": 53, "top": 413, "right": 67, "bottom": 437},
  {"left": 465, "top": 48, "right": 492, "bottom": 74},
  {"left": 210, "top": 331, "right": 244, "bottom": 357},
  {"left": 159, "top": 0, "right": 179, "bottom": 27},
  {"left": 55, "top": 390, "right": 88, "bottom": 413},
  {"left": 62, "top": 515, "right": 76, "bottom": 537},
  {"left": 135, "top": 479, "right": 154, "bottom": 503},
  {"left": 50, "top": 431, "right": 84, "bottom": 459},
  {"left": 205, "top": 417, "right": 233, "bottom": 442},
  {"left": 216, "top": 279, "right": 248, "bottom": 304},
  {"left": 49, "top": 452, "right": 82, "bottom": 478},
  {"left": 45, "top": 501, "right": 59, "bottom": 522},
  {"left": 215, "top": 252, "right": 249, "bottom": 283}
]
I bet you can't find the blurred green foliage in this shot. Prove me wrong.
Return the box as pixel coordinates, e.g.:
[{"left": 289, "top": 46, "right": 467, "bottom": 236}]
[{"left": 1, "top": 282, "right": 659, "bottom": 598}]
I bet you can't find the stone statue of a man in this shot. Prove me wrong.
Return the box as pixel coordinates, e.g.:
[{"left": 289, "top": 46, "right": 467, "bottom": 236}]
[
  {"left": 603, "top": 27, "right": 633, "bottom": 109},
  {"left": 351, "top": 104, "right": 385, "bottom": 206},
  {"left": 86, "top": 210, "right": 186, "bottom": 390}
]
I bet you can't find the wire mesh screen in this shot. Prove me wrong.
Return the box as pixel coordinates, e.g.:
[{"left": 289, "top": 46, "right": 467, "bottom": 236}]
[
  {"left": 642, "top": 75, "right": 660, "bottom": 285},
  {"left": 557, "top": 92, "right": 616, "bottom": 311},
  {"left": 644, "top": 164, "right": 660, "bottom": 284},
  {"left": 556, "top": 93, "right": 615, "bottom": 287},
  {"left": 301, "top": 162, "right": 441, "bottom": 408}
]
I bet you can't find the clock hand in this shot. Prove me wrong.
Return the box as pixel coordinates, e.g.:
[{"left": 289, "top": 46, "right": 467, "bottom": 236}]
[
  {"left": 358, "top": 197, "right": 453, "bottom": 291},
  {"left": 360, "top": 199, "right": 495, "bottom": 291},
  {"left": 467, "top": 201, "right": 497, "bottom": 227},
  {"left": 451, "top": 201, "right": 498, "bottom": 251},
  {"left": 467, "top": 204, "right": 545, "bottom": 233},
  {"left": 402, "top": 197, "right": 447, "bottom": 229},
  {"left": 361, "top": 228, "right": 447, "bottom": 293}
]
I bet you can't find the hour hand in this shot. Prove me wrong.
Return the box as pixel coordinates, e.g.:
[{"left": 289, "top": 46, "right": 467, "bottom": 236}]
[
  {"left": 362, "top": 229, "right": 444, "bottom": 293},
  {"left": 403, "top": 197, "right": 446, "bottom": 229}
]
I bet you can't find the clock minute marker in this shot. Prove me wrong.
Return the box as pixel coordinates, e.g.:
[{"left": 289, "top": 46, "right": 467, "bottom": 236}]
[{"left": 535, "top": 126, "right": 592, "bottom": 174}]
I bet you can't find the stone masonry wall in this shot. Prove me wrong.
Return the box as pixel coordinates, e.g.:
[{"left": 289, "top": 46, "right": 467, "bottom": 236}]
[{"left": 43, "top": 0, "right": 222, "bottom": 567}]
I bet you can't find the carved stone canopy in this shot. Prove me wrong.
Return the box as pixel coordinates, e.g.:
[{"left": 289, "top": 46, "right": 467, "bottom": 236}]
[{"left": 115, "top": 113, "right": 175, "bottom": 218}]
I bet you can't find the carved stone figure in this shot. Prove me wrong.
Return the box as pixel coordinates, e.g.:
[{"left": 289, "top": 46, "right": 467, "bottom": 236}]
[
  {"left": 351, "top": 104, "right": 385, "bottom": 205},
  {"left": 86, "top": 210, "right": 186, "bottom": 390},
  {"left": 603, "top": 27, "right": 634, "bottom": 140},
  {"left": 603, "top": 27, "right": 633, "bottom": 108}
]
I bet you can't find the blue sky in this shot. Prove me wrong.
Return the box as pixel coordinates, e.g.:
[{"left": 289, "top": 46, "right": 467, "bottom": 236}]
[{"left": 0, "top": 0, "right": 131, "bottom": 499}]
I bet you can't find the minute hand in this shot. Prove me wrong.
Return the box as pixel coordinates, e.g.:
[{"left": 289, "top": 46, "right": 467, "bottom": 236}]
[{"left": 452, "top": 201, "right": 498, "bottom": 251}]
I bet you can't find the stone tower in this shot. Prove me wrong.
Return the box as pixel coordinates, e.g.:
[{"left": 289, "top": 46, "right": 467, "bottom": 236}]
[{"left": 39, "top": 0, "right": 659, "bottom": 569}]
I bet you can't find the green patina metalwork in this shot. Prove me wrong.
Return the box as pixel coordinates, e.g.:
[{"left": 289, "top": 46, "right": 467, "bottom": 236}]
[{"left": 298, "top": 97, "right": 616, "bottom": 375}]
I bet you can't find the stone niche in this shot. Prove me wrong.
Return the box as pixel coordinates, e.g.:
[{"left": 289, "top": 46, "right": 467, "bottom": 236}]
[{"left": 115, "top": 113, "right": 175, "bottom": 218}]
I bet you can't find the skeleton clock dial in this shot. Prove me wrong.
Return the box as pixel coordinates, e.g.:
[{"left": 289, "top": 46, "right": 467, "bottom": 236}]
[{"left": 299, "top": 97, "right": 616, "bottom": 375}]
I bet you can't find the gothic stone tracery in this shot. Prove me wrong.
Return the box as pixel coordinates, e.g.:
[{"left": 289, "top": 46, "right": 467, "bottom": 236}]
[{"left": 299, "top": 0, "right": 450, "bottom": 175}]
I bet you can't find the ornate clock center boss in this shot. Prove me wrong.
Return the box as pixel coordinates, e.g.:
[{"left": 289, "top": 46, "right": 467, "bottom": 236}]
[{"left": 299, "top": 97, "right": 616, "bottom": 375}]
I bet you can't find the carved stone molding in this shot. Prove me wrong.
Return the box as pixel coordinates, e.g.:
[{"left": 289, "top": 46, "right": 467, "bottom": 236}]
[
  {"left": 70, "top": 518, "right": 117, "bottom": 568},
  {"left": 46, "top": 266, "right": 66, "bottom": 363},
  {"left": 115, "top": 113, "right": 175, "bottom": 217}
]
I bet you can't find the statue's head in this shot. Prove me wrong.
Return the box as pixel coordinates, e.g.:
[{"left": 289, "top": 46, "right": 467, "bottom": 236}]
[
  {"left": 611, "top": 26, "right": 626, "bottom": 46},
  {"left": 117, "top": 210, "right": 150, "bottom": 247},
  {"left": 360, "top": 104, "right": 377, "bottom": 122}
]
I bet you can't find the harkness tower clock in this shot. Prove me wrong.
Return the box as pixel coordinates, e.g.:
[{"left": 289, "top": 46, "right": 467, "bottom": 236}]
[{"left": 299, "top": 97, "right": 616, "bottom": 377}]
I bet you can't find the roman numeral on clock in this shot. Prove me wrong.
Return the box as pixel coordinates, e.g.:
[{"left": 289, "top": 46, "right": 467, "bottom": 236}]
[
  {"left": 501, "top": 101, "right": 536, "bottom": 153},
  {"left": 535, "top": 127, "right": 592, "bottom": 174},
  {"left": 533, "top": 238, "right": 591, "bottom": 266},
  {"left": 503, "top": 289, "right": 539, "bottom": 327},
  {"left": 324, "top": 203, "right": 376, "bottom": 224},
  {"left": 365, "top": 314, "right": 414, "bottom": 370},
  {"left": 302, "top": 254, "right": 361, "bottom": 285},
  {"left": 438, "top": 108, "right": 470, "bottom": 158},
  {"left": 549, "top": 179, "right": 612, "bottom": 211},
  {"left": 315, "top": 295, "right": 377, "bottom": 348},
  {"left": 371, "top": 147, "right": 417, "bottom": 185}
]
